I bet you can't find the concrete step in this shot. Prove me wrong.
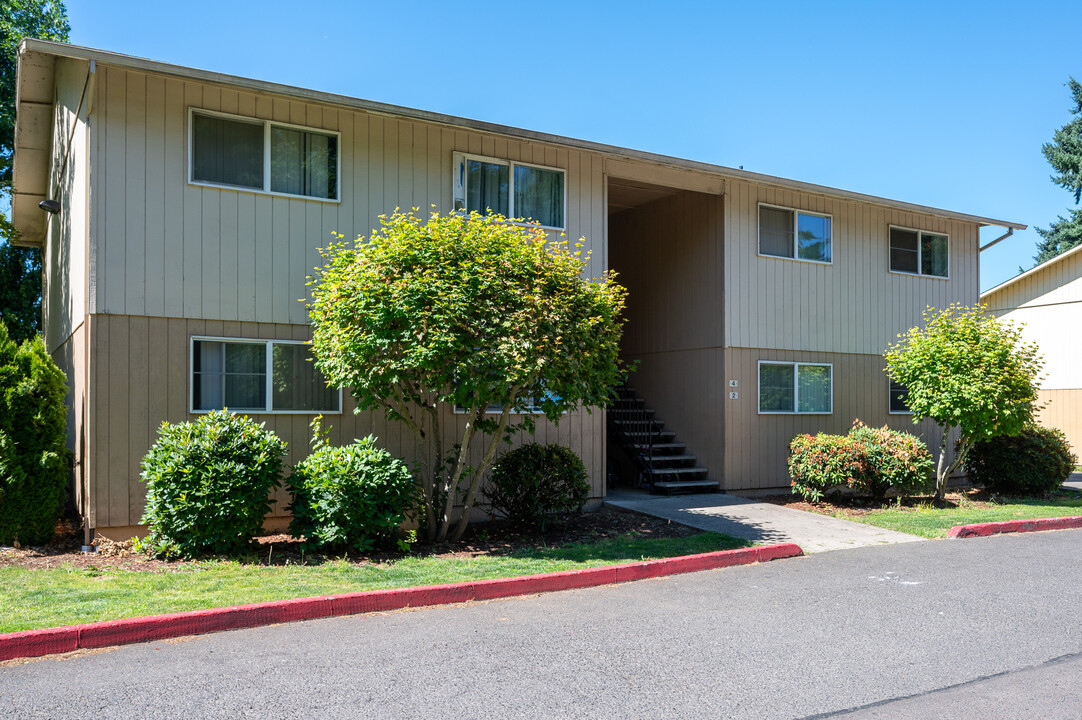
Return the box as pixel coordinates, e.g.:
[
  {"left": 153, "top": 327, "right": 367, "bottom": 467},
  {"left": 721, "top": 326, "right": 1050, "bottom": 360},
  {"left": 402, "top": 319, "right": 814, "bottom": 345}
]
[
  {"left": 624, "top": 430, "right": 676, "bottom": 441},
  {"left": 651, "top": 479, "right": 720, "bottom": 493},
  {"left": 613, "top": 419, "right": 664, "bottom": 429},
  {"left": 644, "top": 466, "right": 709, "bottom": 476},
  {"left": 631, "top": 443, "right": 686, "bottom": 452},
  {"left": 643, "top": 454, "right": 697, "bottom": 465}
]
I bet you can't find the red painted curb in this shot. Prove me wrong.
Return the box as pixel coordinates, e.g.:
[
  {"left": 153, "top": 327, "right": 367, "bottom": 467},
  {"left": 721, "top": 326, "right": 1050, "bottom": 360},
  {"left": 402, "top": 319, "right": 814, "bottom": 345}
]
[
  {"left": 0, "top": 542, "right": 801, "bottom": 662},
  {"left": 946, "top": 515, "right": 1082, "bottom": 538}
]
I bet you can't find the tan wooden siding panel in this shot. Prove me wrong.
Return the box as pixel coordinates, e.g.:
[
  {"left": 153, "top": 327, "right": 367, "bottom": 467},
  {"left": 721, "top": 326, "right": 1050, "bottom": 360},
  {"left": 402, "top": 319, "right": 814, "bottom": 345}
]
[
  {"left": 723, "top": 347, "right": 952, "bottom": 490},
  {"left": 990, "top": 301, "right": 1082, "bottom": 390},
  {"left": 50, "top": 322, "right": 88, "bottom": 520},
  {"left": 43, "top": 57, "right": 89, "bottom": 354},
  {"left": 984, "top": 247, "right": 1082, "bottom": 312},
  {"left": 92, "top": 66, "right": 606, "bottom": 324},
  {"left": 87, "top": 315, "right": 605, "bottom": 529},
  {"left": 723, "top": 178, "right": 979, "bottom": 355},
  {"left": 1036, "top": 389, "right": 1082, "bottom": 458}
]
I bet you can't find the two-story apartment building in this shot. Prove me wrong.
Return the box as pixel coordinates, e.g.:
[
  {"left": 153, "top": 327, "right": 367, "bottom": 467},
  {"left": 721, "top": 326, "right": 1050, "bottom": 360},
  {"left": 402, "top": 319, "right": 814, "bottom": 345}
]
[{"left": 12, "top": 40, "right": 1025, "bottom": 542}]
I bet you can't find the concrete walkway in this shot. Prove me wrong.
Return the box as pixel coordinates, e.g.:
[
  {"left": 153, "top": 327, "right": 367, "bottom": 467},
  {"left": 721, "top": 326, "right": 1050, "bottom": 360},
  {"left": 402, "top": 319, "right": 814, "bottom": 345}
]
[{"left": 605, "top": 489, "right": 925, "bottom": 554}]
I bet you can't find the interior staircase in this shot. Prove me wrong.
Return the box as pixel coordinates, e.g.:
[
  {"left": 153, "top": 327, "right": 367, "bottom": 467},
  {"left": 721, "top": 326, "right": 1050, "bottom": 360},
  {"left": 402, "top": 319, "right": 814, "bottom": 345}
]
[{"left": 607, "top": 384, "right": 719, "bottom": 494}]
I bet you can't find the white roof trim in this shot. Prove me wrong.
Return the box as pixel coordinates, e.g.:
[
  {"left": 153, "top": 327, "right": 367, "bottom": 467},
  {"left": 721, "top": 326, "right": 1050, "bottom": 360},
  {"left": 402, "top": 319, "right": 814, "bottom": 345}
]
[
  {"left": 18, "top": 38, "right": 1026, "bottom": 232},
  {"left": 981, "top": 241, "right": 1082, "bottom": 300}
]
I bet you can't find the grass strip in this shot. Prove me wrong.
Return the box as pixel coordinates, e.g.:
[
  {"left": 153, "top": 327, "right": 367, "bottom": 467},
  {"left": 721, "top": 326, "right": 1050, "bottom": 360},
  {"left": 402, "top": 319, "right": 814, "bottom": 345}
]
[
  {"left": 832, "top": 493, "right": 1082, "bottom": 539},
  {"left": 0, "top": 532, "right": 747, "bottom": 633}
]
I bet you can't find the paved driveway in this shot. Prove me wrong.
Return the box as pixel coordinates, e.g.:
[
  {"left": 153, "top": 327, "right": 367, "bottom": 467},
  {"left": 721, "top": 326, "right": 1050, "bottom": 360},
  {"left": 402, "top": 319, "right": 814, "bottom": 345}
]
[
  {"left": 3, "top": 530, "right": 1081, "bottom": 719},
  {"left": 605, "top": 489, "right": 923, "bottom": 553}
]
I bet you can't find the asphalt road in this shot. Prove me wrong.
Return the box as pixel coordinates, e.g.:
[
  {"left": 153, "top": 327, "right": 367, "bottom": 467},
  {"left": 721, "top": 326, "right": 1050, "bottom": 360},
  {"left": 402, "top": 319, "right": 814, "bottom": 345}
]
[{"left": 3, "top": 530, "right": 1081, "bottom": 719}]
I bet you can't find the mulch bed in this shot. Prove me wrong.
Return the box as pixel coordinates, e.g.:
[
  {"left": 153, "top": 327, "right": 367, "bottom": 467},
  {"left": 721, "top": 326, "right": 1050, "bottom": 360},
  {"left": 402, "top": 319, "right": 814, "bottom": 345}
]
[{"left": 0, "top": 507, "right": 698, "bottom": 573}]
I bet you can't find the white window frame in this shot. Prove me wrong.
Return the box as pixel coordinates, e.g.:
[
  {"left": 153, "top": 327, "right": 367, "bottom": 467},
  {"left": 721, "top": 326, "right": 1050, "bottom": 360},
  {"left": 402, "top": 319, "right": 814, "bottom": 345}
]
[
  {"left": 452, "top": 152, "right": 567, "bottom": 231},
  {"left": 757, "top": 203, "right": 833, "bottom": 265},
  {"left": 188, "top": 108, "right": 342, "bottom": 203},
  {"left": 888, "top": 378, "right": 913, "bottom": 415},
  {"left": 189, "top": 336, "right": 343, "bottom": 415},
  {"left": 888, "top": 225, "right": 950, "bottom": 279},
  {"left": 757, "top": 360, "right": 834, "bottom": 415}
]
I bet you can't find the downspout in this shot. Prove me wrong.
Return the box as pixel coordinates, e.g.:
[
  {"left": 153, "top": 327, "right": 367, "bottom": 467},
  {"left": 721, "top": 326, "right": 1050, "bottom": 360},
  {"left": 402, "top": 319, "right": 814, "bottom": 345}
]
[{"left": 979, "top": 227, "right": 1013, "bottom": 252}]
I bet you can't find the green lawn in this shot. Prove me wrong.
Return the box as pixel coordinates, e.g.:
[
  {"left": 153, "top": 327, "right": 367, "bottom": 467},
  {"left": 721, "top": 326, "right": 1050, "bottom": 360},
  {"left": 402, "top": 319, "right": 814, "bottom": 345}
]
[
  {"left": 830, "top": 491, "right": 1082, "bottom": 539},
  {"left": 0, "top": 532, "right": 748, "bottom": 634}
]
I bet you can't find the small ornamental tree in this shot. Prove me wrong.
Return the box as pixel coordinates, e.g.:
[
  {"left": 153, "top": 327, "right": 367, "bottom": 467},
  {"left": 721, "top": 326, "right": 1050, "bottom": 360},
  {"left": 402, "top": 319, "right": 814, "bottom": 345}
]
[
  {"left": 307, "top": 210, "right": 628, "bottom": 542},
  {"left": 885, "top": 305, "right": 1044, "bottom": 502}
]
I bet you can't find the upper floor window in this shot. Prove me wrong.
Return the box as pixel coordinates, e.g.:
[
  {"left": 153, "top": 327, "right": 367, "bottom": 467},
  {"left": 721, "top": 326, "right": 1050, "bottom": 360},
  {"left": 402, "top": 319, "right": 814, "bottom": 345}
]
[
  {"left": 889, "top": 226, "right": 947, "bottom": 278},
  {"left": 190, "top": 109, "right": 340, "bottom": 201},
  {"left": 452, "top": 152, "right": 565, "bottom": 230},
  {"left": 759, "top": 203, "right": 832, "bottom": 263},
  {"left": 191, "top": 337, "right": 341, "bottom": 414}
]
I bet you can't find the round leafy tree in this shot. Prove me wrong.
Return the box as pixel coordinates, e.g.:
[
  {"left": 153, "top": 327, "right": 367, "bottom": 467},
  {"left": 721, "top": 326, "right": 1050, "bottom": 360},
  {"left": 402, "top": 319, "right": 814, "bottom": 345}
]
[
  {"left": 308, "top": 210, "right": 628, "bottom": 542},
  {"left": 139, "top": 410, "right": 287, "bottom": 557},
  {"left": 885, "top": 305, "right": 1044, "bottom": 502}
]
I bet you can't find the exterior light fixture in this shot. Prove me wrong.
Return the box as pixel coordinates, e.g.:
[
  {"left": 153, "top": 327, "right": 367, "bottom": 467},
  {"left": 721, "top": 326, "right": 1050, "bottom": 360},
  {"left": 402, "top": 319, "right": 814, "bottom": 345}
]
[{"left": 39, "top": 199, "right": 61, "bottom": 214}]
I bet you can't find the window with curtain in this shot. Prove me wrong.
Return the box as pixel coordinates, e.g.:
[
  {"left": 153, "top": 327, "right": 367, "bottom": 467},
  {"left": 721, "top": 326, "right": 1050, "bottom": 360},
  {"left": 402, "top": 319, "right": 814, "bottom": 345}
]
[
  {"left": 192, "top": 338, "right": 340, "bottom": 413},
  {"left": 453, "top": 153, "right": 566, "bottom": 229},
  {"left": 758, "top": 361, "right": 832, "bottom": 414},
  {"left": 890, "top": 226, "right": 948, "bottom": 277},
  {"left": 190, "top": 110, "right": 339, "bottom": 201},
  {"left": 191, "top": 114, "right": 264, "bottom": 189},
  {"left": 758, "top": 204, "right": 831, "bottom": 262}
]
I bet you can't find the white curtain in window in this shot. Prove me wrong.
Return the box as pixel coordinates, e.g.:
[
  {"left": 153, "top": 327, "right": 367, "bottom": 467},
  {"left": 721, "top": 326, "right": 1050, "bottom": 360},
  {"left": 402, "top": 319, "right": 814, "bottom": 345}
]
[
  {"left": 797, "top": 365, "right": 831, "bottom": 413},
  {"left": 195, "top": 340, "right": 223, "bottom": 411},
  {"left": 466, "top": 160, "right": 509, "bottom": 216},
  {"left": 514, "top": 166, "right": 563, "bottom": 227}
]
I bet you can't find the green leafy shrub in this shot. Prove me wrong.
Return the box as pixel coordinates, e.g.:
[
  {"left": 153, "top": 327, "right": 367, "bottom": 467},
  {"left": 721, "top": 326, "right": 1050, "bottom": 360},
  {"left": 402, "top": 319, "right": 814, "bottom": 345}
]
[
  {"left": 139, "top": 410, "right": 286, "bottom": 558},
  {"left": 0, "top": 324, "right": 69, "bottom": 546},
  {"left": 287, "top": 425, "right": 415, "bottom": 552},
  {"left": 849, "top": 423, "right": 935, "bottom": 500},
  {"left": 966, "top": 424, "right": 1077, "bottom": 496},
  {"left": 787, "top": 432, "right": 867, "bottom": 503},
  {"left": 788, "top": 422, "right": 933, "bottom": 502},
  {"left": 485, "top": 443, "right": 590, "bottom": 529}
]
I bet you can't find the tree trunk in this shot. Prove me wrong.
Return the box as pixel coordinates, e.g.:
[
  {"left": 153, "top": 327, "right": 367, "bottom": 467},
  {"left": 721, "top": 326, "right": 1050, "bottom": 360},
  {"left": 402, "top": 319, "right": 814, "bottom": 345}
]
[
  {"left": 435, "top": 414, "right": 478, "bottom": 542},
  {"left": 449, "top": 397, "right": 517, "bottom": 542}
]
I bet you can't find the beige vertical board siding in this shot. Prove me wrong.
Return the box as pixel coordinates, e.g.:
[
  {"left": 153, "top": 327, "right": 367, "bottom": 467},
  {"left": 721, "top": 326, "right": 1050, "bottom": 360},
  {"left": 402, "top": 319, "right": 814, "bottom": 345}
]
[
  {"left": 723, "top": 178, "right": 980, "bottom": 354},
  {"left": 1035, "top": 389, "right": 1082, "bottom": 457},
  {"left": 983, "top": 248, "right": 1082, "bottom": 390},
  {"left": 43, "top": 57, "right": 89, "bottom": 353},
  {"left": 723, "top": 347, "right": 951, "bottom": 490},
  {"left": 50, "top": 323, "right": 88, "bottom": 519},
  {"left": 90, "top": 65, "right": 606, "bottom": 324},
  {"left": 609, "top": 191, "right": 725, "bottom": 481},
  {"left": 86, "top": 315, "right": 607, "bottom": 530}
]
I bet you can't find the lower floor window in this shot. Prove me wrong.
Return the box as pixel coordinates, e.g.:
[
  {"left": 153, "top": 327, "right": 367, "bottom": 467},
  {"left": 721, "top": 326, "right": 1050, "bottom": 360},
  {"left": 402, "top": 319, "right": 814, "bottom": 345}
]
[
  {"left": 192, "top": 337, "right": 341, "bottom": 413},
  {"left": 888, "top": 379, "right": 911, "bottom": 414},
  {"left": 758, "top": 361, "right": 832, "bottom": 414}
]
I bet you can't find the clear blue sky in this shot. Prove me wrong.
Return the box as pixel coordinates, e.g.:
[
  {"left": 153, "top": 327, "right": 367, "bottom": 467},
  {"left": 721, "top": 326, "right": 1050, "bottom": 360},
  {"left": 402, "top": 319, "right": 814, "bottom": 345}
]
[{"left": 66, "top": 0, "right": 1080, "bottom": 292}]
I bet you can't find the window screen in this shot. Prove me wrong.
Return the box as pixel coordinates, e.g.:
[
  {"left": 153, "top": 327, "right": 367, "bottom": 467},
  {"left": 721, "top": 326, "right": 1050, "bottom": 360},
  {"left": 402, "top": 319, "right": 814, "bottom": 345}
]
[{"left": 759, "top": 206, "right": 795, "bottom": 258}]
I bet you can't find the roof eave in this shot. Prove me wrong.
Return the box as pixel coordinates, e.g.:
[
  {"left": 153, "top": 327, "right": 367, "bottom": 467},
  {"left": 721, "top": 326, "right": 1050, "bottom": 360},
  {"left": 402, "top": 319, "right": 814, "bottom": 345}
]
[{"left": 15, "top": 38, "right": 1027, "bottom": 234}]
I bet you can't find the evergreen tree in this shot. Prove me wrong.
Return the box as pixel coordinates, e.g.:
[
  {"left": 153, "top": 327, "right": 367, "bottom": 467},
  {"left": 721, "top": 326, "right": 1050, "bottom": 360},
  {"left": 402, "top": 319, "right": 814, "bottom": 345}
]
[
  {"left": 1035, "top": 78, "right": 1082, "bottom": 265},
  {"left": 0, "top": 1, "right": 69, "bottom": 343}
]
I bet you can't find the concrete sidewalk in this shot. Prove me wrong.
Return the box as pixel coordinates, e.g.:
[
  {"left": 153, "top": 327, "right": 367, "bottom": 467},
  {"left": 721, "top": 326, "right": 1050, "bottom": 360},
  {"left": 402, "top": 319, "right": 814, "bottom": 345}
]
[{"left": 605, "top": 489, "right": 924, "bottom": 553}]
